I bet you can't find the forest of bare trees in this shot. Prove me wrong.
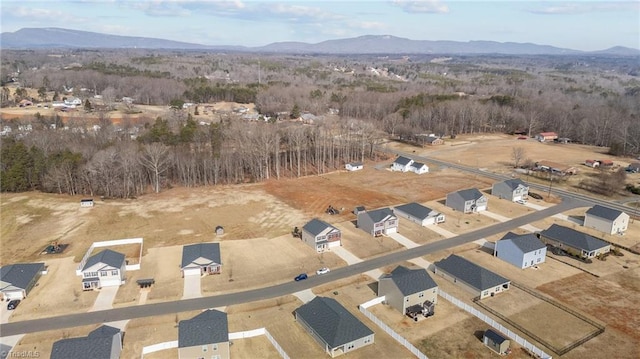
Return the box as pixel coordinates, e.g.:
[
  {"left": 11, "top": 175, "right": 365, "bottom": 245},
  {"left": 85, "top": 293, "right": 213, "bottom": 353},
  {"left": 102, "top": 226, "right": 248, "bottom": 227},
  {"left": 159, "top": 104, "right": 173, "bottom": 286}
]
[{"left": 1, "top": 49, "right": 639, "bottom": 197}]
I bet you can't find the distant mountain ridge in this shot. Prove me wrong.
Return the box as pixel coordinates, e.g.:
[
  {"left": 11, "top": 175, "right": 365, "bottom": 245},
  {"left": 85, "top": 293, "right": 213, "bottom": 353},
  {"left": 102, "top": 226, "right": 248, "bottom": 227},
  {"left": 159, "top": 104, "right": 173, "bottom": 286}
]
[{"left": 2, "top": 28, "right": 639, "bottom": 56}]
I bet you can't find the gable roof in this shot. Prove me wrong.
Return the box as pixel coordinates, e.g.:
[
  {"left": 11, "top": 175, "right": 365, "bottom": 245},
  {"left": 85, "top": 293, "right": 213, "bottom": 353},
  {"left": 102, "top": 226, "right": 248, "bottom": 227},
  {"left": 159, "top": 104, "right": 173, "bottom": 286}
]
[
  {"left": 498, "top": 232, "right": 546, "bottom": 253},
  {"left": 295, "top": 297, "right": 373, "bottom": 348},
  {"left": 454, "top": 188, "right": 484, "bottom": 201},
  {"left": 411, "top": 162, "right": 427, "bottom": 169},
  {"left": 394, "top": 202, "right": 437, "bottom": 221},
  {"left": 365, "top": 208, "right": 396, "bottom": 223},
  {"left": 382, "top": 266, "right": 438, "bottom": 296},
  {"left": 0, "top": 263, "right": 44, "bottom": 290},
  {"left": 540, "top": 224, "right": 610, "bottom": 251},
  {"left": 303, "top": 218, "right": 338, "bottom": 236},
  {"left": 393, "top": 156, "right": 413, "bottom": 166},
  {"left": 585, "top": 205, "right": 625, "bottom": 221},
  {"left": 425, "top": 136, "right": 441, "bottom": 143},
  {"left": 435, "top": 255, "right": 509, "bottom": 291},
  {"left": 497, "top": 179, "right": 528, "bottom": 191},
  {"left": 50, "top": 325, "right": 120, "bottom": 359},
  {"left": 82, "top": 249, "right": 125, "bottom": 271},
  {"left": 348, "top": 162, "right": 363, "bottom": 166},
  {"left": 179, "top": 309, "right": 229, "bottom": 347},
  {"left": 484, "top": 329, "right": 508, "bottom": 344},
  {"left": 181, "top": 243, "right": 221, "bottom": 269}
]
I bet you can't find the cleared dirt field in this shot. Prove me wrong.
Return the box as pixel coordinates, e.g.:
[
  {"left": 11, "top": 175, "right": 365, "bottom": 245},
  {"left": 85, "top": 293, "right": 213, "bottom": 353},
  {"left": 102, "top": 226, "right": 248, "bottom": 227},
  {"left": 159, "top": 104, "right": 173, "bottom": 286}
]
[
  {"left": 423, "top": 200, "right": 499, "bottom": 234},
  {"left": 395, "top": 218, "right": 445, "bottom": 244}
]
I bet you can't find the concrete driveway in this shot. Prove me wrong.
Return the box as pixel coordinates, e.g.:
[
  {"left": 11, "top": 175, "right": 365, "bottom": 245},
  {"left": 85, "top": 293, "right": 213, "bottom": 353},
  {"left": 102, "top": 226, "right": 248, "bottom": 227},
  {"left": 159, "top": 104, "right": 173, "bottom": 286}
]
[
  {"left": 89, "top": 286, "right": 119, "bottom": 312},
  {"left": 331, "top": 247, "right": 383, "bottom": 279},
  {"left": 1, "top": 303, "right": 15, "bottom": 324},
  {"left": 182, "top": 274, "right": 202, "bottom": 299},
  {"left": 293, "top": 289, "right": 316, "bottom": 303}
]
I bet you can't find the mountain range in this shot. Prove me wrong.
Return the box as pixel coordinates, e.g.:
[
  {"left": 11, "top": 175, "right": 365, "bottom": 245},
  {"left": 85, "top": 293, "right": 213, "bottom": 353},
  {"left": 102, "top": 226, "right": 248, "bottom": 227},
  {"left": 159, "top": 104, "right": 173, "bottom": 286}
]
[{"left": 2, "top": 28, "right": 639, "bottom": 56}]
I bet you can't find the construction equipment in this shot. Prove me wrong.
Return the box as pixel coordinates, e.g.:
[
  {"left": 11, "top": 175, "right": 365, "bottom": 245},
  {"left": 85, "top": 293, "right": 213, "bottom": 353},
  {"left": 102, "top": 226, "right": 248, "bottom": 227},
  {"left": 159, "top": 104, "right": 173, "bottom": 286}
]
[
  {"left": 292, "top": 226, "right": 302, "bottom": 238},
  {"left": 325, "top": 205, "right": 340, "bottom": 215}
]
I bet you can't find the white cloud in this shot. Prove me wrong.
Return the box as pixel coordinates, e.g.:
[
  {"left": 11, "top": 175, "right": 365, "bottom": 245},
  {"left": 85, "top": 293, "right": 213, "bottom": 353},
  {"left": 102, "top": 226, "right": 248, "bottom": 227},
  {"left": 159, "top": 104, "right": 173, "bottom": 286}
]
[
  {"left": 391, "top": 0, "right": 449, "bottom": 14},
  {"left": 5, "top": 6, "right": 87, "bottom": 23},
  {"left": 527, "top": 1, "right": 640, "bottom": 15}
]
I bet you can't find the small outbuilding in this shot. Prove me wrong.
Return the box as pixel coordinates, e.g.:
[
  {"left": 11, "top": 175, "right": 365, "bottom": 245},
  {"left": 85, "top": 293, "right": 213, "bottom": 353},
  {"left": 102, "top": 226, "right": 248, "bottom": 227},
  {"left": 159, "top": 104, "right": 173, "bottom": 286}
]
[
  {"left": 345, "top": 162, "right": 364, "bottom": 171},
  {"left": 80, "top": 198, "right": 94, "bottom": 207},
  {"left": 483, "top": 329, "right": 510, "bottom": 355},
  {"left": 215, "top": 226, "right": 224, "bottom": 236}
]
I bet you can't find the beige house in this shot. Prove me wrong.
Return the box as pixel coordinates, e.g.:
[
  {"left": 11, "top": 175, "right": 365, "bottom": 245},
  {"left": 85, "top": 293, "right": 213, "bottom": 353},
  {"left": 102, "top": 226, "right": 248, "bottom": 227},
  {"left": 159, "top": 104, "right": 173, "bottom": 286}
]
[
  {"left": 539, "top": 224, "right": 611, "bottom": 259},
  {"left": 434, "top": 255, "right": 510, "bottom": 300},
  {"left": 378, "top": 266, "right": 438, "bottom": 317},
  {"left": 178, "top": 309, "right": 230, "bottom": 359},
  {"left": 584, "top": 205, "right": 630, "bottom": 235}
]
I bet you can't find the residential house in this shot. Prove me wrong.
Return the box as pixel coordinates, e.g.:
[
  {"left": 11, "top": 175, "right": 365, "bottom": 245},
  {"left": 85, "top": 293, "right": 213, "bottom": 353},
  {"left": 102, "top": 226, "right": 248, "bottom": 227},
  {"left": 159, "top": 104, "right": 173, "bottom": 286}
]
[
  {"left": 445, "top": 188, "right": 488, "bottom": 213},
  {"left": 0, "top": 262, "right": 45, "bottom": 300},
  {"left": 494, "top": 232, "right": 546, "bottom": 269},
  {"left": 345, "top": 162, "right": 363, "bottom": 171},
  {"left": 64, "top": 97, "right": 82, "bottom": 106},
  {"left": 295, "top": 297, "right": 374, "bottom": 357},
  {"left": 80, "top": 250, "right": 125, "bottom": 290},
  {"left": 423, "top": 135, "right": 444, "bottom": 146},
  {"left": 51, "top": 325, "right": 122, "bottom": 359},
  {"left": 357, "top": 208, "right": 398, "bottom": 236},
  {"left": 535, "top": 132, "right": 558, "bottom": 142},
  {"left": 393, "top": 202, "right": 445, "bottom": 226},
  {"left": 391, "top": 156, "right": 414, "bottom": 172},
  {"left": 535, "top": 160, "right": 578, "bottom": 175},
  {"left": 302, "top": 218, "right": 342, "bottom": 252},
  {"left": 539, "top": 224, "right": 611, "bottom": 259},
  {"left": 483, "top": 329, "right": 510, "bottom": 355},
  {"left": 584, "top": 205, "right": 629, "bottom": 235},
  {"left": 181, "top": 243, "right": 222, "bottom": 277},
  {"left": 410, "top": 162, "right": 429, "bottom": 174},
  {"left": 378, "top": 266, "right": 438, "bottom": 316},
  {"left": 434, "top": 255, "right": 510, "bottom": 299},
  {"left": 492, "top": 179, "right": 529, "bottom": 202},
  {"left": 178, "top": 309, "right": 230, "bottom": 359}
]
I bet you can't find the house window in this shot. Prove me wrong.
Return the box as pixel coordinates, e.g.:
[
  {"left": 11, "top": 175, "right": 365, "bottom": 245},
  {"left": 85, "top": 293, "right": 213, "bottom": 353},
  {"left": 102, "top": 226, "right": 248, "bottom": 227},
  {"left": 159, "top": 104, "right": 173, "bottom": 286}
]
[
  {"left": 364, "top": 337, "right": 371, "bottom": 344},
  {"left": 536, "top": 257, "right": 541, "bottom": 263},
  {"left": 112, "top": 270, "right": 118, "bottom": 276},
  {"left": 483, "top": 291, "right": 489, "bottom": 296},
  {"left": 84, "top": 272, "right": 98, "bottom": 278},
  {"left": 100, "top": 271, "right": 108, "bottom": 277},
  {"left": 202, "top": 345, "right": 208, "bottom": 352},
  {"left": 418, "top": 292, "right": 424, "bottom": 298},
  {"left": 405, "top": 297, "right": 409, "bottom": 302},
  {"left": 212, "top": 344, "right": 218, "bottom": 351},
  {"left": 212, "top": 356, "right": 220, "bottom": 359},
  {"left": 347, "top": 343, "right": 355, "bottom": 350}
]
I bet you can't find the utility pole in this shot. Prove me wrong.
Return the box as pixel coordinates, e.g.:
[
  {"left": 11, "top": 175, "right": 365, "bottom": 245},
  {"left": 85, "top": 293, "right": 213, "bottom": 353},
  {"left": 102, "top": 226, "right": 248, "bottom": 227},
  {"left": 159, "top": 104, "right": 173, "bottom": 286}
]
[
  {"left": 258, "top": 59, "right": 261, "bottom": 85},
  {"left": 547, "top": 174, "right": 553, "bottom": 198}
]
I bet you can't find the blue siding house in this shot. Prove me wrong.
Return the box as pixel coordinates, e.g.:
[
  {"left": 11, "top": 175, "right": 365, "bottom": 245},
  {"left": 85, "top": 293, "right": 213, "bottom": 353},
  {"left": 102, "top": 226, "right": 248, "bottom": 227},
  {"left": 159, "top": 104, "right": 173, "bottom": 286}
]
[{"left": 494, "top": 232, "right": 546, "bottom": 269}]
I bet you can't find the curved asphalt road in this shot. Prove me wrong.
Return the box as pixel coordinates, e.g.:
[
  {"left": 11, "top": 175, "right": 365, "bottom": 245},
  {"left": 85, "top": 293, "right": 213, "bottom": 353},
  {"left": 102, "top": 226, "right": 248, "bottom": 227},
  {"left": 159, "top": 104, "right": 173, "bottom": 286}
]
[{"left": 0, "top": 196, "right": 583, "bottom": 337}]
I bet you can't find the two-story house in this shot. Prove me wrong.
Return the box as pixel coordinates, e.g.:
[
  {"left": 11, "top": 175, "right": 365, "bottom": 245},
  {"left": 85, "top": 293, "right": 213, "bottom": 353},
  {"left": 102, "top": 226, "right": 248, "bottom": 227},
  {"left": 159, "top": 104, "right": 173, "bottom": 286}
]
[
  {"left": 494, "top": 232, "right": 546, "bottom": 269},
  {"left": 378, "top": 266, "right": 438, "bottom": 317},
  {"left": 357, "top": 208, "right": 398, "bottom": 236},
  {"left": 492, "top": 179, "right": 529, "bottom": 202},
  {"left": 445, "top": 188, "right": 488, "bottom": 213},
  {"left": 301, "top": 218, "right": 342, "bottom": 252},
  {"left": 178, "top": 309, "right": 230, "bottom": 359},
  {"left": 391, "top": 156, "right": 414, "bottom": 172},
  {"left": 80, "top": 249, "right": 126, "bottom": 290}
]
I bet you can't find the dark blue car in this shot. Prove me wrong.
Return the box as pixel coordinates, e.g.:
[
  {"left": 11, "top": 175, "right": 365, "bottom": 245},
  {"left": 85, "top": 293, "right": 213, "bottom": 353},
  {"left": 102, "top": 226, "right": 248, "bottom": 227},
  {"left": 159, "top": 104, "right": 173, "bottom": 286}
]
[{"left": 294, "top": 273, "right": 308, "bottom": 281}]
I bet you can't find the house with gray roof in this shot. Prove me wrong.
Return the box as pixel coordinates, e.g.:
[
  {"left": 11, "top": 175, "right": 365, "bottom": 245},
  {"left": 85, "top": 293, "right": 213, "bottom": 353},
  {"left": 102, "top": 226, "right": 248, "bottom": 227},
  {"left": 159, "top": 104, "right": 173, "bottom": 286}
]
[
  {"left": 492, "top": 179, "right": 529, "bottom": 202},
  {"left": 0, "top": 262, "right": 45, "bottom": 300},
  {"left": 584, "top": 205, "right": 630, "bottom": 235},
  {"left": 494, "top": 232, "right": 546, "bottom": 269},
  {"left": 410, "top": 162, "right": 429, "bottom": 174},
  {"left": 80, "top": 249, "right": 125, "bottom": 290},
  {"left": 357, "top": 208, "right": 398, "bottom": 236},
  {"left": 483, "top": 329, "right": 510, "bottom": 355},
  {"left": 294, "top": 296, "right": 374, "bottom": 357},
  {"left": 378, "top": 266, "right": 438, "bottom": 315},
  {"left": 51, "top": 325, "right": 122, "bottom": 359},
  {"left": 345, "top": 162, "right": 363, "bottom": 171},
  {"left": 434, "top": 255, "right": 510, "bottom": 299},
  {"left": 393, "top": 202, "right": 445, "bottom": 226},
  {"left": 181, "top": 243, "right": 222, "bottom": 277},
  {"left": 391, "top": 156, "right": 414, "bottom": 172},
  {"left": 446, "top": 188, "right": 488, "bottom": 213},
  {"left": 302, "top": 218, "right": 341, "bottom": 252},
  {"left": 178, "top": 309, "right": 229, "bottom": 359},
  {"left": 539, "top": 224, "right": 611, "bottom": 259}
]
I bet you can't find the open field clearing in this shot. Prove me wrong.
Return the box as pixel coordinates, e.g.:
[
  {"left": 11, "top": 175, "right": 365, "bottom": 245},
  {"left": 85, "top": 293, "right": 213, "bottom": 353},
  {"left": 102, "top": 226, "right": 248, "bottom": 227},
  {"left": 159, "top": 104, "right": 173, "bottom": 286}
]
[
  {"left": 334, "top": 220, "right": 405, "bottom": 259},
  {"left": 395, "top": 218, "right": 445, "bottom": 245}
]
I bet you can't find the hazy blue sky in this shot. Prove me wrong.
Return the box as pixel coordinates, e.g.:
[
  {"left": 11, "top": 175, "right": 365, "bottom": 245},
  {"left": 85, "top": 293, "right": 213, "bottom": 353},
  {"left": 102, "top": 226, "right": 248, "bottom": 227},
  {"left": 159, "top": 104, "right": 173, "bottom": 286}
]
[{"left": 1, "top": 1, "right": 639, "bottom": 51}]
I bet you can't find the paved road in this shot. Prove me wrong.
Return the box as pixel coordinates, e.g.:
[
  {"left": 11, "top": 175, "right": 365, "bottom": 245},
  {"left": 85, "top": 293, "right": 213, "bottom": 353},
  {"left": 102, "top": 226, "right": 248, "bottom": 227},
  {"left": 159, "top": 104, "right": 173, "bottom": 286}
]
[{"left": 0, "top": 197, "right": 582, "bottom": 337}]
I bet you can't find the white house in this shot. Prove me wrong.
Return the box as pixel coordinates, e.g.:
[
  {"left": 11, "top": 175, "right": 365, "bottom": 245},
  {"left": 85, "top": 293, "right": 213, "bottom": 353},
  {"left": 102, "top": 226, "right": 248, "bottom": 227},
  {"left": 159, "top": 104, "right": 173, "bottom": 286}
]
[
  {"left": 494, "top": 232, "right": 546, "bottom": 269},
  {"left": 393, "top": 202, "right": 445, "bottom": 226},
  {"left": 345, "top": 162, "right": 364, "bottom": 171},
  {"left": 410, "top": 162, "right": 429, "bottom": 174},
  {"left": 301, "top": 218, "right": 342, "bottom": 252},
  {"left": 64, "top": 97, "right": 82, "bottom": 106},
  {"left": 391, "top": 156, "right": 414, "bottom": 172},
  {"left": 80, "top": 198, "right": 94, "bottom": 208},
  {"left": 584, "top": 205, "right": 630, "bottom": 235},
  {"left": 80, "top": 249, "right": 126, "bottom": 290}
]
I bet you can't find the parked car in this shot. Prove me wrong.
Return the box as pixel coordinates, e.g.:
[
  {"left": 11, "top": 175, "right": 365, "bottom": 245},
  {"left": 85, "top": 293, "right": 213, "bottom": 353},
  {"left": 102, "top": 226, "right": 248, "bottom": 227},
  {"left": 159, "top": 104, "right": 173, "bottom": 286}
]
[
  {"left": 294, "top": 273, "right": 308, "bottom": 281},
  {"left": 316, "top": 267, "right": 330, "bottom": 275},
  {"left": 516, "top": 199, "right": 527, "bottom": 205},
  {"left": 7, "top": 300, "right": 20, "bottom": 310}
]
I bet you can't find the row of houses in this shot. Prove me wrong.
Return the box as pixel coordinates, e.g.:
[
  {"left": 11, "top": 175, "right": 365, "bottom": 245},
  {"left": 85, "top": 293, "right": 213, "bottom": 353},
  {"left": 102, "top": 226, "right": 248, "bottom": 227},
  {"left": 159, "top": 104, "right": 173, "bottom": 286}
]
[{"left": 391, "top": 156, "right": 429, "bottom": 174}]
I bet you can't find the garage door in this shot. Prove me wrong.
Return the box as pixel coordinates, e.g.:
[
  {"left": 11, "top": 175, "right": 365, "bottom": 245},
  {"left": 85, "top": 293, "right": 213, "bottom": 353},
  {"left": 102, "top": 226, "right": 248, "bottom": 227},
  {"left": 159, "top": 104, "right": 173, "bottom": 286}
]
[
  {"left": 183, "top": 268, "right": 201, "bottom": 276},
  {"left": 385, "top": 227, "right": 398, "bottom": 234},
  {"left": 3, "top": 290, "right": 24, "bottom": 300},
  {"left": 328, "top": 241, "right": 341, "bottom": 248},
  {"left": 100, "top": 278, "right": 123, "bottom": 287},
  {"left": 476, "top": 205, "right": 487, "bottom": 212},
  {"left": 513, "top": 195, "right": 522, "bottom": 202}
]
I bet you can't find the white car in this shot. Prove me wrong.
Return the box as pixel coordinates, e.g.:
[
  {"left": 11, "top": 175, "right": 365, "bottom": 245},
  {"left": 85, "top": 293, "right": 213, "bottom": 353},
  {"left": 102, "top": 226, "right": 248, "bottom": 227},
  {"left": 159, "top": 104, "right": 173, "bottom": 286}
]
[
  {"left": 316, "top": 267, "right": 330, "bottom": 275},
  {"left": 516, "top": 199, "right": 527, "bottom": 205}
]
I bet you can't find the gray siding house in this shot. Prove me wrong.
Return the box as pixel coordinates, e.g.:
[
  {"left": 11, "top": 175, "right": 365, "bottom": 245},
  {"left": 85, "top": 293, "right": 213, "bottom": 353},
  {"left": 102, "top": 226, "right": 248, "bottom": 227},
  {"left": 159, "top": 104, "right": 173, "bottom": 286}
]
[
  {"left": 178, "top": 309, "right": 230, "bottom": 359},
  {"left": 584, "top": 205, "right": 630, "bottom": 235},
  {"left": 80, "top": 250, "right": 126, "bottom": 290},
  {"left": 539, "top": 224, "right": 611, "bottom": 259},
  {"left": 357, "top": 208, "right": 398, "bottom": 236},
  {"left": 51, "top": 325, "right": 122, "bottom": 359},
  {"left": 181, "top": 243, "right": 222, "bottom": 277},
  {"left": 494, "top": 232, "right": 546, "bottom": 269},
  {"left": 295, "top": 297, "right": 374, "bottom": 357},
  {"left": 434, "top": 255, "right": 510, "bottom": 299},
  {"left": 378, "top": 266, "right": 438, "bottom": 315},
  {"left": 0, "top": 262, "right": 45, "bottom": 300},
  {"left": 445, "top": 188, "right": 488, "bottom": 213},
  {"left": 302, "top": 218, "right": 342, "bottom": 252},
  {"left": 393, "top": 202, "right": 445, "bottom": 226},
  {"left": 492, "top": 179, "right": 529, "bottom": 202}
]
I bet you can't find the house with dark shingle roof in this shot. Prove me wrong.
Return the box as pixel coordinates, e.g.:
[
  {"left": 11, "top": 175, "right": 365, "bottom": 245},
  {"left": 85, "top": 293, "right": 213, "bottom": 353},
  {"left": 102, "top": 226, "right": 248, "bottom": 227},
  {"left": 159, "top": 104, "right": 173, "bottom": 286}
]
[
  {"left": 178, "top": 309, "right": 229, "bottom": 359},
  {"left": 0, "top": 262, "right": 45, "bottom": 300},
  {"left": 434, "top": 255, "right": 510, "bottom": 299},
  {"left": 80, "top": 249, "right": 125, "bottom": 291},
  {"left": 181, "top": 243, "right": 222, "bottom": 277},
  {"left": 410, "top": 162, "right": 429, "bottom": 174},
  {"left": 294, "top": 296, "right": 374, "bottom": 357},
  {"left": 391, "top": 156, "right": 414, "bottom": 172},
  {"left": 584, "top": 205, "right": 630, "bottom": 235},
  {"left": 50, "top": 325, "right": 122, "bottom": 359},
  {"left": 345, "top": 162, "right": 363, "bottom": 171},
  {"left": 446, "top": 188, "right": 488, "bottom": 213},
  {"left": 378, "top": 266, "right": 438, "bottom": 315},
  {"left": 539, "top": 224, "right": 611, "bottom": 259},
  {"left": 302, "top": 218, "right": 341, "bottom": 252},
  {"left": 494, "top": 232, "right": 546, "bottom": 269},
  {"left": 492, "top": 179, "right": 529, "bottom": 202},
  {"left": 393, "top": 202, "right": 445, "bottom": 226},
  {"left": 357, "top": 208, "right": 398, "bottom": 236}
]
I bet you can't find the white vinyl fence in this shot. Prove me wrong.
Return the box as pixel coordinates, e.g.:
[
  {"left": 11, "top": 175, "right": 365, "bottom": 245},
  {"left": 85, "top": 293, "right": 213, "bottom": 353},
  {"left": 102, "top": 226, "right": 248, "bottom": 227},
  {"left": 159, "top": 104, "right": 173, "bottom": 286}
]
[{"left": 77, "top": 237, "right": 144, "bottom": 275}]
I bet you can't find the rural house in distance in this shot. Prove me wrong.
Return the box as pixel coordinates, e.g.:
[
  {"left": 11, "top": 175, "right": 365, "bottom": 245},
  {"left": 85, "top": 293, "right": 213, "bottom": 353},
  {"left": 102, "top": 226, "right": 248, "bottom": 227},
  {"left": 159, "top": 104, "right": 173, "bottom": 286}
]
[
  {"left": 181, "top": 243, "right": 222, "bottom": 277},
  {"left": 393, "top": 202, "right": 445, "bottom": 226},
  {"left": 178, "top": 309, "right": 230, "bottom": 359},
  {"left": 80, "top": 249, "right": 126, "bottom": 290},
  {"left": 539, "top": 224, "right": 611, "bottom": 259},
  {"left": 492, "top": 179, "right": 529, "bottom": 202},
  {"left": 295, "top": 296, "right": 374, "bottom": 357},
  {"left": 535, "top": 132, "right": 558, "bottom": 142},
  {"left": 345, "top": 162, "right": 363, "bottom": 171},
  {"left": 583, "top": 205, "right": 630, "bottom": 235},
  {"left": 302, "top": 218, "right": 342, "bottom": 252},
  {"left": 0, "top": 262, "right": 45, "bottom": 300},
  {"left": 357, "top": 208, "right": 398, "bottom": 236},
  {"left": 434, "top": 255, "right": 511, "bottom": 299},
  {"left": 378, "top": 266, "right": 438, "bottom": 317},
  {"left": 494, "top": 232, "right": 546, "bottom": 269},
  {"left": 391, "top": 156, "right": 414, "bottom": 172},
  {"left": 446, "top": 188, "right": 488, "bottom": 213}
]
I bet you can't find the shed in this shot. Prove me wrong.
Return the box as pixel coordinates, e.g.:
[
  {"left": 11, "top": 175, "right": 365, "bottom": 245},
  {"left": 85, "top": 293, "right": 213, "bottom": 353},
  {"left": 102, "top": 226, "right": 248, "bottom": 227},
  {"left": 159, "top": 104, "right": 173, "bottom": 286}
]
[
  {"left": 80, "top": 199, "right": 94, "bottom": 207},
  {"left": 483, "top": 329, "right": 510, "bottom": 354},
  {"left": 215, "top": 226, "right": 224, "bottom": 235}
]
